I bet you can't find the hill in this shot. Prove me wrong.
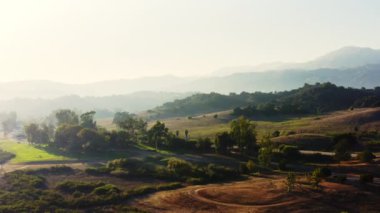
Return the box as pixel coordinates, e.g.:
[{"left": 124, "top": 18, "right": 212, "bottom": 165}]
[
  {"left": 1, "top": 47, "right": 380, "bottom": 99},
  {"left": 147, "top": 83, "right": 380, "bottom": 119},
  {"left": 0, "top": 91, "right": 192, "bottom": 119}
]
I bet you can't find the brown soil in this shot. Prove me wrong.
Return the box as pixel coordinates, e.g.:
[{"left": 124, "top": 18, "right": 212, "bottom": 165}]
[{"left": 132, "top": 175, "right": 380, "bottom": 213}]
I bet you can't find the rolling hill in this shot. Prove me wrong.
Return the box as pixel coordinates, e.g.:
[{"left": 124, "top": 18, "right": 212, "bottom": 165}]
[{"left": 147, "top": 83, "right": 380, "bottom": 119}]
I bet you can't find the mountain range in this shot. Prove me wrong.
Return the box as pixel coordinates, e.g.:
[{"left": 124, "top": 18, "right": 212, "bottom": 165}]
[
  {"left": 1, "top": 46, "right": 380, "bottom": 101},
  {"left": 0, "top": 46, "right": 380, "bottom": 118}
]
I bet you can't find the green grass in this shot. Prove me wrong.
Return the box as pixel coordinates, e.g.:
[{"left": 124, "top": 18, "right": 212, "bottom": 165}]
[{"left": 0, "top": 140, "right": 70, "bottom": 163}]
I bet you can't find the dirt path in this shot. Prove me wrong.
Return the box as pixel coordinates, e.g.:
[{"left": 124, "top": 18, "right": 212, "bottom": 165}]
[{"left": 132, "top": 176, "right": 310, "bottom": 213}]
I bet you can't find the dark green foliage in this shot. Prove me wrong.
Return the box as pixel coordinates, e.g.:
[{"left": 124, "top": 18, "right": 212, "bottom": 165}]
[
  {"left": 0, "top": 149, "right": 15, "bottom": 164},
  {"left": 147, "top": 121, "right": 170, "bottom": 150},
  {"left": 55, "top": 109, "right": 79, "bottom": 126},
  {"left": 80, "top": 111, "right": 97, "bottom": 129},
  {"left": 214, "top": 131, "right": 234, "bottom": 154},
  {"left": 310, "top": 167, "right": 331, "bottom": 188},
  {"left": 258, "top": 136, "right": 274, "bottom": 167},
  {"left": 167, "top": 158, "right": 194, "bottom": 178},
  {"left": 272, "top": 130, "right": 280, "bottom": 137},
  {"left": 333, "top": 133, "right": 357, "bottom": 161},
  {"left": 359, "top": 174, "right": 374, "bottom": 183},
  {"left": 92, "top": 184, "right": 121, "bottom": 196},
  {"left": 4, "top": 171, "right": 46, "bottom": 190},
  {"left": 56, "top": 181, "right": 105, "bottom": 194},
  {"left": 279, "top": 145, "right": 301, "bottom": 162},
  {"left": 127, "top": 182, "right": 182, "bottom": 196},
  {"left": 332, "top": 175, "right": 347, "bottom": 183},
  {"left": 230, "top": 116, "right": 257, "bottom": 154},
  {"left": 204, "top": 164, "right": 239, "bottom": 181},
  {"left": 26, "top": 166, "right": 74, "bottom": 175},
  {"left": 285, "top": 172, "right": 296, "bottom": 192},
  {"left": 151, "top": 83, "right": 380, "bottom": 118},
  {"left": 278, "top": 159, "right": 287, "bottom": 171},
  {"left": 357, "top": 150, "right": 376, "bottom": 163},
  {"left": 319, "top": 167, "right": 332, "bottom": 178},
  {"left": 24, "top": 123, "right": 53, "bottom": 144}
]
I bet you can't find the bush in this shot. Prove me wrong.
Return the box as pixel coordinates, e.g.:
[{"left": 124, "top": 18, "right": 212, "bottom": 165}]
[
  {"left": 4, "top": 171, "right": 46, "bottom": 190},
  {"left": 0, "top": 149, "right": 15, "bottom": 164},
  {"left": 239, "top": 162, "right": 248, "bottom": 174},
  {"left": 359, "top": 174, "right": 374, "bottom": 184},
  {"left": 332, "top": 175, "right": 347, "bottom": 183},
  {"left": 92, "top": 184, "right": 121, "bottom": 196},
  {"left": 278, "top": 159, "right": 287, "bottom": 171},
  {"left": 167, "top": 158, "right": 194, "bottom": 178},
  {"left": 84, "top": 167, "right": 110, "bottom": 175},
  {"left": 280, "top": 145, "right": 301, "bottom": 161},
  {"left": 56, "top": 181, "right": 105, "bottom": 194},
  {"left": 358, "top": 150, "right": 376, "bottom": 163},
  {"left": 246, "top": 160, "right": 256, "bottom": 173},
  {"left": 110, "top": 169, "right": 129, "bottom": 178},
  {"left": 319, "top": 167, "right": 332, "bottom": 178},
  {"left": 26, "top": 166, "right": 74, "bottom": 175}
]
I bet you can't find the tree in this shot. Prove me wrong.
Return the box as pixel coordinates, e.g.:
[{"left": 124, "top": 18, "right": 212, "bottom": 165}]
[
  {"left": 80, "top": 111, "right": 96, "bottom": 129},
  {"left": 24, "top": 123, "right": 51, "bottom": 144},
  {"left": 214, "top": 132, "right": 233, "bottom": 154},
  {"left": 258, "top": 135, "right": 274, "bottom": 167},
  {"left": 55, "top": 110, "right": 79, "bottom": 126},
  {"left": 184, "top": 129, "right": 189, "bottom": 141},
  {"left": 148, "top": 121, "right": 169, "bottom": 150},
  {"left": 54, "top": 125, "right": 83, "bottom": 152},
  {"left": 230, "top": 116, "right": 257, "bottom": 154},
  {"left": 112, "top": 112, "right": 146, "bottom": 142},
  {"left": 1, "top": 112, "right": 17, "bottom": 137},
  {"left": 77, "top": 128, "right": 105, "bottom": 153}
]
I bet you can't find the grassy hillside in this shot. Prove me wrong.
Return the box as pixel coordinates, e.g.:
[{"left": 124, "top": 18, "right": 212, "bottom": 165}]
[
  {"left": 152, "top": 108, "right": 380, "bottom": 141},
  {"left": 0, "top": 140, "right": 69, "bottom": 163}
]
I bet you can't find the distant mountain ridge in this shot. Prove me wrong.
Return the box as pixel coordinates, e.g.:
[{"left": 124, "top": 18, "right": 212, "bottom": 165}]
[
  {"left": 0, "top": 91, "right": 192, "bottom": 119},
  {"left": 0, "top": 46, "right": 379, "bottom": 100}
]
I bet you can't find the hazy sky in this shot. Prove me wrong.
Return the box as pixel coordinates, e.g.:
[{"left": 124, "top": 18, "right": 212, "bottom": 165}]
[{"left": 1, "top": 0, "right": 380, "bottom": 83}]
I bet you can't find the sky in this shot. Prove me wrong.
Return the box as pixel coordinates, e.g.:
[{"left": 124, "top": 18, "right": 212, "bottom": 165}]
[{"left": 0, "top": 0, "right": 380, "bottom": 83}]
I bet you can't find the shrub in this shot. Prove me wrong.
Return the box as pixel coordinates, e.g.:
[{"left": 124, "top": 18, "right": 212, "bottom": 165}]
[
  {"left": 286, "top": 131, "right": 296, "bottom": 136},
  {"left": 205, "top": 164, "right": 239, "bottom": 181},
  {"left": 358, "top": 150, "right": 376, "bottom": 163},
  {"left": 84, "top": 167, "right": 110, "bottom": 175},
  {"left": 280, "top": 145, "right": 301, "bottom": 161},
  {"left": 246, "top": 160, "right": 256, "bottom": 173},
  {"left": 93, "top": 184, "right": 121, "bottom": 196},
  {"left": 110, "top": 169, "right": 129, "bottom": 178},
  {"left": 285, "top": 172, "right": 296, "bottom": 192},
  {"left": 319, "top": 167, "right": 332, "bottom": 178},
  {"left": 359, "top": 174, "right": 374, "bottom": 184},
  {"left": 239, "top": 162, "right": 248, "bottom": 174},
  {"left": 332, "top": 175, "right": 347, "bottom": 183},
  {"left": 56, "top": 181, "right": 105, "bottom": 194},
  {"left": 26, "top": 166, "right": 74, "bottom": 175},
  {"left": 278, "top": 159, "right": 287, "bottom": 171},
  {"left": 167, "top": 158, "right": 194, "bottom": 178},
  {"left": 272, "top": 130, "right": 280, "bottom": 137},
  {"left": 4, "top": 171, "right": 46, "bottom": 190},
  {"left": 0, "top": 149, "right": 15, "bottom": 164}
]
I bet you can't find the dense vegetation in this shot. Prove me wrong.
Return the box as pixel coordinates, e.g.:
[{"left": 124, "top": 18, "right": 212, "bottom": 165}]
[
  {"left": 0, "top": 149, "right": 15, "bottom": 164},
  {"left": 148, "top": 82, "right": 380, "bottom": 118}
]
